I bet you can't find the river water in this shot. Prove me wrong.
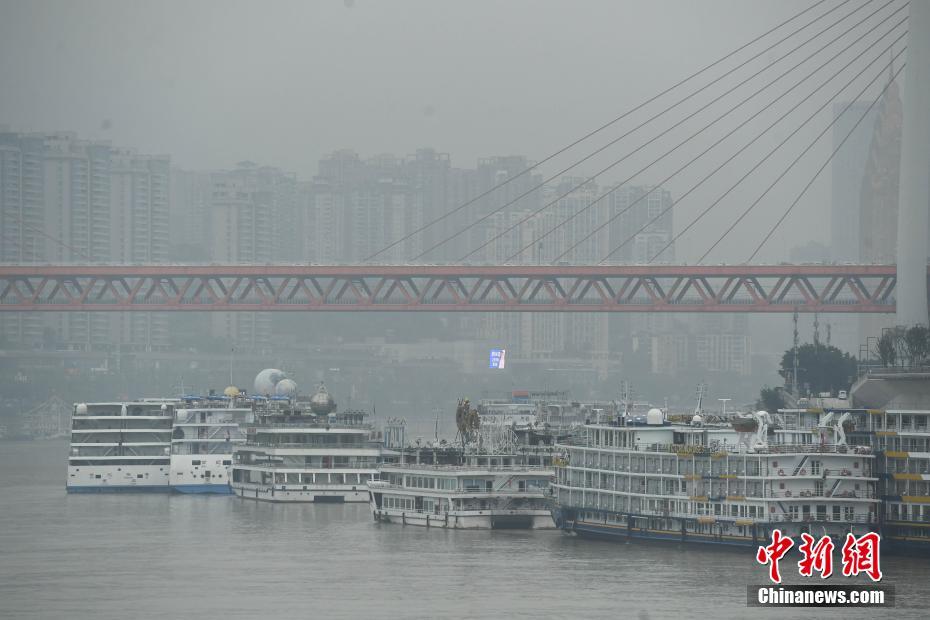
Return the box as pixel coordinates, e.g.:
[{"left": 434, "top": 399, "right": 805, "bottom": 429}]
[{"left": 1, "top": 439, "right": 927, "bottom": 619}]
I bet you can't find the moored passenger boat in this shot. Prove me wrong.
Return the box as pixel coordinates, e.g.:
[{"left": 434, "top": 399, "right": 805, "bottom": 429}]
[
  {"left": 552, "top": 407, "right": 879, "bottom": 546},
  {"left": 170, "top": 394, "right": 254, "bottom": 494},
  {"left": 231, "top": 391, "right": 384, "bottom": 503},
  {"left": 67, "top": 400, "right": 177, "bottom": 493},
  {"left": 865, "top": 407, "right": 930, "bottom": 554},
  {"left": 369, "top": 458, "right": 555, "bottom": 529},
  {"left": 369, "top": 397, "right": 560, "bottom": 529}
]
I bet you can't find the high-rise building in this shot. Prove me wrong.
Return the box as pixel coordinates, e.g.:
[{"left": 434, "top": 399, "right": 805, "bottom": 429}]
[
  {"left": 535, "top": 177, "right": 603, "bottom": 264},
  {"left": 859, "top": 80, "right": 902, "bottom": 264},
  {"left": 858, "top": 75, "right": 903, "bottom": 345},
  {"left": 0, "top": 131, "right": 170, "bottom": 351},
  {"left": 0, "top": 132, "right": 47, "bottom": 346},
  {"left": 693, "top": 314, "right": 752, "bottom": 376},
  {"left": 169, "top": 168, "right": 212, "bottom": 261},
  {"left": 830, "top": 102, "right": 879, "bottom": 263},
  {"left": 605, "top": 184, "right": 675, "bottom": 264},
  {"left": 303, "top": 151, "right": 424, "bottom": 264},
  {"left": 208, "top": 162, "right": 298, "bottom": 352}
]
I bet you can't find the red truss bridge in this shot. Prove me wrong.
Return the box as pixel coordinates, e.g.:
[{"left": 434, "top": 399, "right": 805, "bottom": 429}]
[{"left": 0, "top": 264, "right": 906, "bottom": 313}]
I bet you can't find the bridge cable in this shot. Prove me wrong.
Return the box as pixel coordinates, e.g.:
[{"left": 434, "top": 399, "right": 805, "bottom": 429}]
[
  {"left": 385, "top": 0, "right": 851, "bottom": 263},
  {"left": 747, "top": 61, "right": 905, "bottom": 263},
  {"left": 3, "top": 211, "right": 92, "bottom": 262},
  {"left": 436, "top": 0, "right": 870, "bottom": 262},
  {"left": 598, "top": 16, "right": 907, "bottom": 264},
  {"left": 497, "top": 0, "right": 896, "bottom": 264},
  {"left": 691, "top": 46, "right": 905, "bottom": 264}
]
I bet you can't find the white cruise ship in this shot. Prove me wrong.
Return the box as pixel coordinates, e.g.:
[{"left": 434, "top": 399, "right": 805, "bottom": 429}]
[
  {"left": 232, "top": 402, "right": 384, "bottom": 503},
  {"left": 552, "top": 407, "right": 879, "bottom": 546},
  {"left": 369, "top": 458, "right": 555, "bottom": 529},
  {"left": 170, "top": 396, "right": 254, "bottom": 494},
  {"left": 67, "top": 400, "right": 177, "bottom": 493},
  {"left": 368, "top": 397, "right": 559, "bottom": 529}
]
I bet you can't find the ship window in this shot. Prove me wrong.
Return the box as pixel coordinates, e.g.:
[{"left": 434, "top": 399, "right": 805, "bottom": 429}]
[
  {"left": 222, "top": 460, "right": 232, "bottom": 466},
  {"left": 192, "top": 460, "right": 201, "bottom": 466},
  {"left": 95, "top": 475, "right": 101, "bottom": 479},
  {"left": 137, "top": 474, "right": 143, "bottom": 479}
]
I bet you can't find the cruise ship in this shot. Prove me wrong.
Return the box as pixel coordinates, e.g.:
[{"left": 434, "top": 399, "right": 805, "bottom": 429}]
[
  {"left": 67, "top": 400, "right": 177, "bottom": 493},
  {"left": 552, "top": 407, "right": 879, "bottom": 546},
  {"left": 231, "top": 384, "right": 384, "bottom": 502},
  {"left": 370, "top": 458, "right": 555, "bottom": 529},
  {"left": 368, "top": 398, "right": 558, "bottom": 529},
  {"left": 170, "top": 395, "right": 254, "bottom": 494},
  {"left": 865, "top": 407, "right": 930, "bottom": 553}
]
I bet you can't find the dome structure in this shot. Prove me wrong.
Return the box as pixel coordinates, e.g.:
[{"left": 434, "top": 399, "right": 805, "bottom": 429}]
[
  {"left": 646, "top": 407, "right": 664, "bottom": 425},
  {"left": 254, "top": 368, "right": 287, "bottom": 395},
  {"left": 309, "top": 382, "right": 336, "bottom": 415},
  {"left": 224, "top": 386, "right": 240, "bottom": 398},
  {"left": 275, "top": 378, "right": 298, "bottom": 397}
]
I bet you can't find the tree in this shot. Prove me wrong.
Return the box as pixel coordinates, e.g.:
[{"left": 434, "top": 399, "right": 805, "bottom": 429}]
[
  {"left": 779, "top": 343, "right": 857, "bottom": 395},
  {"left": 876, "top": 330, "right": 898, "bottom": 367},
  {"left": 904, "top": 325, "right": 930, "bottom": 367},
  {"left": 756, "top": 385, "right": 785, "bottom": 412}
]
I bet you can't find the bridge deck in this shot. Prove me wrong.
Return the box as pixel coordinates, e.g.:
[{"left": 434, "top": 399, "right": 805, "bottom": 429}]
[{"left": 0, "top": 265, "right": 905, "bottom": 313}]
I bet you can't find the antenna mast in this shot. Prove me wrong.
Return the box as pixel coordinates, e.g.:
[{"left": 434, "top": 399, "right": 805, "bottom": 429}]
[{"left": 792, "top": 308, "right": 800, "bottom": 395}]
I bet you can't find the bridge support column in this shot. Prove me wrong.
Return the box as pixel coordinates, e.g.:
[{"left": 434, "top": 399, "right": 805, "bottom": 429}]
[{"left": 896, "top": 2, "right": 930, "bottom": 327}]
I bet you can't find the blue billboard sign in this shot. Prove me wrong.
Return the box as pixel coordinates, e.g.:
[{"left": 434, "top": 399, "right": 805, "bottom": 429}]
[{"left": 489, "top": 349, "right": 506, "bottom": 369}]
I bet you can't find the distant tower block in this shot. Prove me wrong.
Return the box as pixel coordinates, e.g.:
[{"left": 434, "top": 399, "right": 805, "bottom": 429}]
[{"left": 896, "top": 2, "right": 930, "bottom": 327}]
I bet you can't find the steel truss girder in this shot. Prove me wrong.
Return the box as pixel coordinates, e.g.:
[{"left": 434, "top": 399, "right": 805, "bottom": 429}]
[{"left": 0, "top": 265, "right": 904, "bottom": 313}]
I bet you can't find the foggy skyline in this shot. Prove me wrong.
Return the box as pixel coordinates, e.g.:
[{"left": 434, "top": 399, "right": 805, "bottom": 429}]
[
  {"left": 1, "top": 0, "right": 807, "bottom": 174},
  {"left": 3, "top": 0, "right": 877, "bottom": 263}
]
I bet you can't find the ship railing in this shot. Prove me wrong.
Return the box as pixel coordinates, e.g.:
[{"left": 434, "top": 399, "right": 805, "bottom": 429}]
[
  {"left": 239, "top": 441, "right": 375, "bottom": 449},
  {"left": 768, "top": 514, "right": 875, "bottom": 524},
  {"left": 766, "top": 490, "right": 875, "bottom": 499},
  {"left": 379, "top": 464, "right": 554, "bottom": 472},
  {"left": 373, "top": 482, "right": 549, "bottom": 494},
  {"left": 570, "top": 506, "right": 876, "bottom": 525},
  {"left": 559, "top": 440, "right": 873, "bottom": 456},
  {"left": 248, "top": 421, "right": 372, "bottom": 430},
  {"left": 238, "top": 460, "right": 377, "bottom": 469}
]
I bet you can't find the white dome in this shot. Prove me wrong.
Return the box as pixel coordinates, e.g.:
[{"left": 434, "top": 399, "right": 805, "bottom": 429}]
[
  {"left": 691, "top": 414, "right": 703, "bottom": 426},
  {"left": 75, "top": 403, "right": 88, "bottom": 415},
  {"left": 646, "top": 408, "right": 664, "bottom": 425},
  {"left": 275, "top": 378, "right": 298, "bottom": 397},
  {"left": 254, "top": 368, "right": 287, "bottom": 395}
]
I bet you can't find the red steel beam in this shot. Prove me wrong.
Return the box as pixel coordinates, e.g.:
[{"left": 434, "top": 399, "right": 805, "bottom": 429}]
[{"left": 0, "top": 264, "right": 908, "bottom": 313}]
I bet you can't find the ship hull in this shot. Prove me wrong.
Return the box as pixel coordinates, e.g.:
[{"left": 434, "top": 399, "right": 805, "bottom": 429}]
[
  {"left": 231, "top": 483, "right": 369, "bottom": 503},
  {"left": 564, "top": 517, "right": 756, "bottom": 547},
  {"left": 552, "top": 508, "right": 877, "bottom": 549},
  {"left": 372, "top": 507, "right": 555, "bottom": 529},
  {"left": 172, "top": 483, "right": 234, "bottom": 495},
  {"left": 66, "top": 485, "right": 171, "bottom": 493}
]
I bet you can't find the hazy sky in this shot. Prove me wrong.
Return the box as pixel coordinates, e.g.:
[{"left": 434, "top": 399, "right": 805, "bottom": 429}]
[{"left": 0, "top": 0, "right": 905, "bottom": 262}]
